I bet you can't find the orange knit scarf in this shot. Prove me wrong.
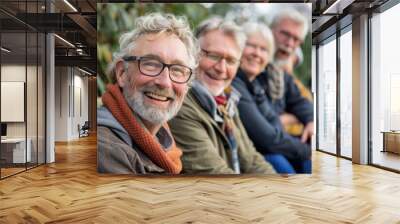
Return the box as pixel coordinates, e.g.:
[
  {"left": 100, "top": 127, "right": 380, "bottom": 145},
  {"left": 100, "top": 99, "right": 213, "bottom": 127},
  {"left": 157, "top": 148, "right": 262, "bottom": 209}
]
[{"left": 102, "top": 84, "right": 182, "bottom": 174}]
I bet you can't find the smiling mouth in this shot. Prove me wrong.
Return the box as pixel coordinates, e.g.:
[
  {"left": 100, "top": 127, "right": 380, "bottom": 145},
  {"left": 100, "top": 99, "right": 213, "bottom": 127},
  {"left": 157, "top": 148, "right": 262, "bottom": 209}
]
[
  {"left": 277, "top": 47, "right": 292, "bottom": 56},
  {"left": 205, "top": 71, "right": 228, "bottom": 81},
  {"left": 248, "top": 58, "right": 261, "bottom": 65},
  {"left": 144, "top": 92, "right": 173, "bottom": 102}
]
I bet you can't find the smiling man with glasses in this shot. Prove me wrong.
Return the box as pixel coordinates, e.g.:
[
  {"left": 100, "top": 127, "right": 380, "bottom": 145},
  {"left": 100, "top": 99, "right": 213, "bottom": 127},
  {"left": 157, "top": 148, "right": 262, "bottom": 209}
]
[
  {"left": 122, "top": 55, "right": 193, "bottom": 84},
  {"left": 97, "top": 13, "right": 199, "bottom": 174},
  {"left": 169, "top": 17, "right": 275, "bottom": 174}
]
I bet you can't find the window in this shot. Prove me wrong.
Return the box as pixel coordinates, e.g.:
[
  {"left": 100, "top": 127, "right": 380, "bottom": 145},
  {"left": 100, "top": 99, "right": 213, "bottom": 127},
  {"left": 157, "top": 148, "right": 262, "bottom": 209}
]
[
  {"left": 339, "top": 28, "right": 352, "bottom": 158},
  {"left": 0, "top": 1, "right": 46, "bottom": 179},
  {"left": 317, "top": 36, "right": 337, "bottom": 154},
  {"left": 371, "top": 3, "right": 400, "bottom": 171}
]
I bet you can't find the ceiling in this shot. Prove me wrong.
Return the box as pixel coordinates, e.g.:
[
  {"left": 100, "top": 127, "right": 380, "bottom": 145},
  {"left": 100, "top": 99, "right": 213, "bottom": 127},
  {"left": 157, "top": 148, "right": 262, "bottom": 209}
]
[
  {"left": 311, "top": 0, "right": 390, "bottom": 43},
  {"left": 0, "top": 0, "right": 396, "bottom": 74},
  {"left": 0, "top": 0, "right": 96, "bottom": 75}
]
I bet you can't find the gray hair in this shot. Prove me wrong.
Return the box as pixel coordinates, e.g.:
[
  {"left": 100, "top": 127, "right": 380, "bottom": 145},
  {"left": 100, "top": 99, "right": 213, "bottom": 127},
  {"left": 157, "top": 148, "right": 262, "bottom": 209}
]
[
  {"left": 108, "top": 13, "right": 199, "bottom": 83},
  {"left": 242, "top": 22, "right": 275, "bottom": 60},
  {"left": 270, "top": 9, "right": 308, "bottom": 40},
  {"left": 195, "top": 17, "right": 246, "bottom": 54}
]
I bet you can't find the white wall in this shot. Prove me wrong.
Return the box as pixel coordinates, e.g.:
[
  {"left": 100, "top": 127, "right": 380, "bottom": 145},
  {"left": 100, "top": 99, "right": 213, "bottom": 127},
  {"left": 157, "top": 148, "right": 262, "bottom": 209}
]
[
  {"left": 70, "top": 72, "right": 89, "bottom": 139},
  {"left": 55, "top": 66, "right": 69, "bottom": 141},
  {"left": 54, "top": 67, "right": 89, "bottom": 141}
]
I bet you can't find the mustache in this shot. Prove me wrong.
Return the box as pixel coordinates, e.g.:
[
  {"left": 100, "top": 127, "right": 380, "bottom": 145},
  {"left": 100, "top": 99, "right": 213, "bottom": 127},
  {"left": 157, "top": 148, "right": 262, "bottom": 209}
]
[
  {"left": 277, "top": 45, "right": 294, "bottom": 55},
  {"left": 139, "top": 85, "right": 176, "bottom": 100},
  {"left": 205, "top": 71, "right": 229, "bottom": 81}
]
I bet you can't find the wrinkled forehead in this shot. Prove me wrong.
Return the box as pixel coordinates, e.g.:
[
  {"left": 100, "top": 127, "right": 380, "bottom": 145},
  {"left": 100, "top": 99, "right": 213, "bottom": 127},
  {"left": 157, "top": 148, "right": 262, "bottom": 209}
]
[
  {"left": 276, "top": 18, "right": 303, "bottom": 37},
  {"left": 131, "top": 33, "right": 190, "bottom": 66},
  {"left": 199, "top": 29, "right": 241, "bottom": 58}
]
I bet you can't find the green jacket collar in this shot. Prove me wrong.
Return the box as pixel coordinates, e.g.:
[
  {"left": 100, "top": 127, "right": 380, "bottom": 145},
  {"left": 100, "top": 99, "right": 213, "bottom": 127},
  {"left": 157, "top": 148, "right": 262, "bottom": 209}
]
[{"left": 191, "top": 80, "right": 241, "bottom": 123}]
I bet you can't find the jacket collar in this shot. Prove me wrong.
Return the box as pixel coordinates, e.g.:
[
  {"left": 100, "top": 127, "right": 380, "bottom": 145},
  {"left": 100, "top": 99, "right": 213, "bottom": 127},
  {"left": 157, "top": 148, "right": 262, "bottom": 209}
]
[
  {"left": 236, "top": 69, "right": 267, "bottom": 104},
  {"left": 191, "top": 80, "right": 241, "bottom": 122},
  {"left": 189, "top": 80, "right": 237, "bottom": 153}
]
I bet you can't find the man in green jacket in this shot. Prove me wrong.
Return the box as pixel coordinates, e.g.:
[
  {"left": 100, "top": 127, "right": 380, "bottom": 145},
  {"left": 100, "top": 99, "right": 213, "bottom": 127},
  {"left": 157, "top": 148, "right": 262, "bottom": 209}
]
[{"left": 169, "top": 17, "right": 275, "bottom": 174}]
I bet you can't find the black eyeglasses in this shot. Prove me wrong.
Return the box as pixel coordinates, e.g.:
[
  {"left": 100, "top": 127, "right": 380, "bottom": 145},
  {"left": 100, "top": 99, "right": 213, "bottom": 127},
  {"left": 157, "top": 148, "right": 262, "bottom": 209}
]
[{"left": 122, "top": 55, "right": 193, "bottom": 84}]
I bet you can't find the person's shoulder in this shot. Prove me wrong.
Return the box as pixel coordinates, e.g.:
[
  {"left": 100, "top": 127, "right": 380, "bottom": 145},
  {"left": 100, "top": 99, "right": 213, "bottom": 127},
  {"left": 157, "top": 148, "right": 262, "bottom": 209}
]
[
  {"left": 97, "top": 126, "right": 164, "bottom": 174},
  {"left": 232, "top": 76, "right": 246, "bottom": 89},
  {"left": 232, "top": 78, "right": 253, "bottom": 102},
  {"left": 176, "top": 89, "right": 201, "bottom": 116},
  {"left": 97, "top": 126, "right": 129, "bottom": 151},
  {"left": 283, "top": 72, "right": 295, "bottom": 82},
  {"left": 232, "top": 77, "right": 249, "bottom": 95},
  {"left": 179, "top": 87, "right": 214, "bottom": 118},
  {"left": 97, "top": 126, "right": 146, "bottom": 162},
  {"left": 97, "top": 125, "right": 115, "bottom": 142},
  {"left": 97, "top": 126, "right": 134, "bottom": 166}
]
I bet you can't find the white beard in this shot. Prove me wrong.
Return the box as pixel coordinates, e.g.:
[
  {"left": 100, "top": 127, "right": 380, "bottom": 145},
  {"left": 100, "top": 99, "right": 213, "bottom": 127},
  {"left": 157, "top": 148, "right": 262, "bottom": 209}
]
[
  {"left": 274, "top": 58, "right": 290, "bottom": 71},
  {"left": 123, "top": 84, "right": 183, "bottom": 125}
]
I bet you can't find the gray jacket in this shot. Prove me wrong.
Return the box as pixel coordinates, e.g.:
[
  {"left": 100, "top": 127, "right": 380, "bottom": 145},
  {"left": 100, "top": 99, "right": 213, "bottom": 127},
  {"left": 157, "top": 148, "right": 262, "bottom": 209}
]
[{"left": 97, "top": 106, "right": 171, "bottom": 174}]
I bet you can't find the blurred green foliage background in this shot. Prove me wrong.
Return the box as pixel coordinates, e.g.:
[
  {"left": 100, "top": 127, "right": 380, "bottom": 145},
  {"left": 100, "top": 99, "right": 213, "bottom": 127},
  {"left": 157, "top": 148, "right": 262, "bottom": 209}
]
[{"left": 97, "top": 3, "right": 311, "bottom": 97}]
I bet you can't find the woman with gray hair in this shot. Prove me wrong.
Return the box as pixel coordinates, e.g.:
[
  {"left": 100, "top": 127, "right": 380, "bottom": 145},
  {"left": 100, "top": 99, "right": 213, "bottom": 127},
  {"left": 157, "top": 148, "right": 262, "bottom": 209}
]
[{"left": 232, "top": 21, "right": 311, "bottom": 174}]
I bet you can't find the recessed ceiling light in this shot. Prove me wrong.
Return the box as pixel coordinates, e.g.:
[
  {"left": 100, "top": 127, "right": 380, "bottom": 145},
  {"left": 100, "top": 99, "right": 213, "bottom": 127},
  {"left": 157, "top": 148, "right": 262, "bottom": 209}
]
[
  {"left": 54, "top": 34, "right": 75, "bottom": 48},
  {"left": 1, "top": 47, "right": 11, "bottom": 53},
  {"left": 78, "top": 67, "right": 92, "bottom": 76},
  {"left": 322, "top": 0, "right": 354, "bottom": 15},
  {"left": 63, "top": 0, "right": 78, "bottom": 12}
]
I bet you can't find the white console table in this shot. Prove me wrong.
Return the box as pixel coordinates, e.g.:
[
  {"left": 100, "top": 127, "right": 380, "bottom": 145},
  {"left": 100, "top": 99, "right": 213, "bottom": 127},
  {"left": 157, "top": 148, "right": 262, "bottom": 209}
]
[{"left": 1, "top": 138, "right": 32, "bottom": 163}]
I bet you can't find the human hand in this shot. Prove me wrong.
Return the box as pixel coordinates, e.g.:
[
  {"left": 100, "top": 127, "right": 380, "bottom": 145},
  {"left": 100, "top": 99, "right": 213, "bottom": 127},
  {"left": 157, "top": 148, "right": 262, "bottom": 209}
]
[
  {"left": 301, "top": 121, "right": 314, "bottom": 143},
  {"left": 279, "top": 113, "right": 300, "bottom": 126}
]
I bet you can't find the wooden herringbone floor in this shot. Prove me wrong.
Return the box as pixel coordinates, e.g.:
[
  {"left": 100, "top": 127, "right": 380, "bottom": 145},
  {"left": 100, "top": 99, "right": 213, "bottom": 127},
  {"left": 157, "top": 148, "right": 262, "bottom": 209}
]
[{"left": 0, "top": 135, "right": 400, "bottom": 224}]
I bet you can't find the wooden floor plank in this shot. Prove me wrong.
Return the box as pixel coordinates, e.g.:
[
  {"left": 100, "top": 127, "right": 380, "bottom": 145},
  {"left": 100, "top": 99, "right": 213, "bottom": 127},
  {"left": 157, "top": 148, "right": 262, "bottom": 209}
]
[{"left": 0, "top": 134, "right": 400, "bottom": 223}]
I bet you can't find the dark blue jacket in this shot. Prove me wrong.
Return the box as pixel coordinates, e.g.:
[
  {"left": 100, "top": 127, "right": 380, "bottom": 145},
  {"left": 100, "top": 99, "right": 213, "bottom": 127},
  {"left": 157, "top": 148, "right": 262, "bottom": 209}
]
[
  {"left": 256, "top": 69, "right": 314, "bottom": 125},
  {"left": 232, "top": 69, "right": 311, "bottom": 161}
]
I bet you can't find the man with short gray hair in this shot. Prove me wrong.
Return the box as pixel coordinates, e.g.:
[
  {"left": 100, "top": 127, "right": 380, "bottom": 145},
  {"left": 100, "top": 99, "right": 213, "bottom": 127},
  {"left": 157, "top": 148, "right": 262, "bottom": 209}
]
[
  {"left": 97, "top": 13, "right": 199, "bottom": 174},
  {"left": 169, "top": 17, "right": 275, "bottom": 174},
  {"left": 270, "top": 8, "right": 308, "bottom": 67},
  {"left": 255, "top": 9, "right": 313, "bottom": 173},
  {"left": 265, "top": 9, "right": 314, "bottom": 143}
]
